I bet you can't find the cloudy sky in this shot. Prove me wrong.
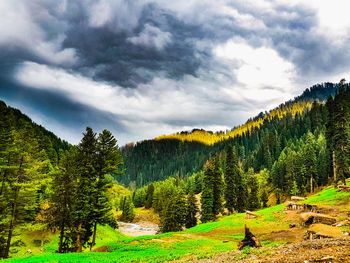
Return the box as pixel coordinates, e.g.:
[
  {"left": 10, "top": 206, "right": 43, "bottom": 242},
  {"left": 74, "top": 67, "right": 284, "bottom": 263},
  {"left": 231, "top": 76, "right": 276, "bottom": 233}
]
[{"left": 1, "top": 0, "right": 350, "bottom": 145}]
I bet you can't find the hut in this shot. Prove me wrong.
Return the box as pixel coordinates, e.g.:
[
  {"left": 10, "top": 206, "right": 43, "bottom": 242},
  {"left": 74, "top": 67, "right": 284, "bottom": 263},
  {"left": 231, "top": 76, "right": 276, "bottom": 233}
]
[
  {"left": 300, "top": 212, "right": 337, "bottom": 226},
  {"left": 291, "top": 196, "right": 306, "bottom": 202},
  {"left": 245, "top": 211, "right": 258, "bottom": 219}
]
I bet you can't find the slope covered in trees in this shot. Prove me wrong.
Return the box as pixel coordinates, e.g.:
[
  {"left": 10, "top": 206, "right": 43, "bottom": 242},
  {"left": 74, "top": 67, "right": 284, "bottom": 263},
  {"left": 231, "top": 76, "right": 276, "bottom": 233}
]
[
  {"left": 0, "top": 101, "right": 126, "bottom": 258},
  {"left": 120, "top": 83, "right": 340, "bottom": 188}
]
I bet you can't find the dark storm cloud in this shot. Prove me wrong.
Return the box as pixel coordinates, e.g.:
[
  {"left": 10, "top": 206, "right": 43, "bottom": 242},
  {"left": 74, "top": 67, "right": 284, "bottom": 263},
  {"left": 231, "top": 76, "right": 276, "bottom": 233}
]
[
  {"left": 1, "top": 0, "right": 350, "bottom": 144},
  {"left": 60, "top": 3, "right": 205, "bottom": 87},
  {"left": 0, "top": 77, "right": 127, "bottom": 143}
]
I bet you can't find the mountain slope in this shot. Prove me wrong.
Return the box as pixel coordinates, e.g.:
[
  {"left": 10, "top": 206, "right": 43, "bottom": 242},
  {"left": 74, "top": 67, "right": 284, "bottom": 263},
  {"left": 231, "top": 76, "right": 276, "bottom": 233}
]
[
  {"left": 0, "top": 100, "right": 70, "bottom": 165},
  {"left": 120, "top": 82, "right": 338, "bottom": 187}
]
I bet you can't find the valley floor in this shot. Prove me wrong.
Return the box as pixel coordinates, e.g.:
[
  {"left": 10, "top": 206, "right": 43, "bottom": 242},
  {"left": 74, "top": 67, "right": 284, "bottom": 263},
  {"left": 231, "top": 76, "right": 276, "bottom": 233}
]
[{"left": 3, "top": 181, "right": 350, "bottom": 263}]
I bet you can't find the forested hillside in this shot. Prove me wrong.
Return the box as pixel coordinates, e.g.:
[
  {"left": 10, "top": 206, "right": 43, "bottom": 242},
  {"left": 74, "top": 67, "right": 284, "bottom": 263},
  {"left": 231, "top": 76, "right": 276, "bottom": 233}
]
[
  {"left": 0, "top": 101, "right": 126, "bottom": 258},
  {"left": 120, "top": 82, "right": 340, "bottom": 188}
]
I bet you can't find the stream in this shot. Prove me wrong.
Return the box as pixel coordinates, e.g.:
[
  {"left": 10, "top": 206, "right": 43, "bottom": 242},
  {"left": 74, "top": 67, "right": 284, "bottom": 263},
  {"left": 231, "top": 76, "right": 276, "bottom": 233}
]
[{"left": 118, "top": 221, "right": 159, "bottom": 236}]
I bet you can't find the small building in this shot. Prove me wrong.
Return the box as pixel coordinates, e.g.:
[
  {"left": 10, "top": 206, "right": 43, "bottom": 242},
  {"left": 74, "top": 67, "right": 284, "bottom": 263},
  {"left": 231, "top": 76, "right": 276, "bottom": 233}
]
[
  {"left": 300, "top": 212, "right": 337, "bottom": 226},
  {"left": 291, "top": 196, "right": 306, "bottom": 202},
  {"left": 245, "top": 211, "right": 258, "bottom": 219}
]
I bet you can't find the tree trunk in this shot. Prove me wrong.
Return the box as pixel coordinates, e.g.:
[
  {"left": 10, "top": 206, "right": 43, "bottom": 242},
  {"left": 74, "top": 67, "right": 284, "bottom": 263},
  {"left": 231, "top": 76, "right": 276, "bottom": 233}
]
[
  {"left": 58, "top": 221, "right": 65, "bottom": 253},
  {"left": 76, "top": 223, "right": 82, "bottom": 252},
  {"left": 3, "top": 186, "right": 19, "bottom": 258},
  {"left": 90, "top": 222, "right": 97, "bottom": 251},
  {"left": 310, "top": 175, "right": 313, "bottom": 193}
]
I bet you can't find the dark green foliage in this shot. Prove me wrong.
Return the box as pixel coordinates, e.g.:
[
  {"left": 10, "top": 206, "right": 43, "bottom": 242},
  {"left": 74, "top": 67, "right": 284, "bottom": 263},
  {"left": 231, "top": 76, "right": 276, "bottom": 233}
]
[
  {"left": 160, "top": 188, "right": 187, "bottom": 232},
  {"left": 145, "top": 184, "right": 155, "bottom": 209},
  {"left": 132, "top": 187, "right": 147, "bottom": 207},
  {"left": 49, "top": 149, "right": 78, "bottom": 253},
  {"left": 246, "top": 169, "right": 260, "bottom": 210},
  {"left": 121, "top": 196, "right": 135, "bottom": 223},
  {"left": 327, "top": 80, "right": 350, "bottom": 184},
  {"left": 200, "top": 160, "right": 215, "bottom": 222},
  {"left": 260, "top": 190, "right": 268, "bottom": 208},
  {"left": 212, "top": 157, "right": 223, "bottom": 216},
  {"left": 200, "top": 158, "right": 223, "bottom": 222},
  {"left": 0, "top": 101, "right": 63, "bottom": 258},
  {"left": 224, "top": 147, "right": 238, "bottom": 213},
  {"left": 185, "top": 191, "right": 198, "bottom": 228}
]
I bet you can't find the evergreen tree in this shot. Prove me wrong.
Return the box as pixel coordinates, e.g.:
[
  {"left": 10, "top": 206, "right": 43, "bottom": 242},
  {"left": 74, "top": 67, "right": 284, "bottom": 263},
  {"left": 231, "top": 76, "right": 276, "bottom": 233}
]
[
  {"left": 302, "top": 132, "right": 317, "bottom": 192},
  {"left": 72, "top": 127, "right": 98, "bottom": 252},
  {"left": 247, "top": 170, "right": 260, "bottom": 210},
  {"left": 333, "top": 80, "right": 350, "bottom": 184},
  {"left": 290, "top": 181, "right": 299, "bottom": 196},
  {"left": 201, "top": 160, "right": 215, "bottom": 222},
  {"left": 49, "top": 149, "right": 78, "bottom": 253},
  {"left": 212, "top": 157, "right": 223, "bottom": 216},
  {"left": 90, "top": 129, "right": 123, "bottom": 250},
  {"left": 145, "top": 184, "right": 155, "bottom": 209},
  {"left": 121, "top": 196, "right": 135, "bottom": 222},
  {"left": 185, "top": 191, "right": 198, "bottom": 228},
  {"left": 160, "top": 188, "right": 186, "bottom": 232},
  {"left": 224, "top": 147, "right": 237, "bottom": 214}
]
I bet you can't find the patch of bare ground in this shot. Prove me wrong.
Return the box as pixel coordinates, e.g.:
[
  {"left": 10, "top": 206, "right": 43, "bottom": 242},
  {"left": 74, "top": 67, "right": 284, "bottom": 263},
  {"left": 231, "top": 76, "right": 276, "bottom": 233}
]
[{"left": 184, "top": 238, "right": 350, "bottom": 263}]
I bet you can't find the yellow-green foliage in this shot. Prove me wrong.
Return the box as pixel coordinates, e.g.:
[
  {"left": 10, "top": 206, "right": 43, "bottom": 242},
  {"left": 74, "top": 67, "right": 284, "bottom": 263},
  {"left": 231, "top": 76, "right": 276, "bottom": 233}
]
[
  {"left": 155, "top": 102, "right": 312, "bottom": 145},
  {"left": 108, "top": 182, "right": 132, "bottom": 210}
]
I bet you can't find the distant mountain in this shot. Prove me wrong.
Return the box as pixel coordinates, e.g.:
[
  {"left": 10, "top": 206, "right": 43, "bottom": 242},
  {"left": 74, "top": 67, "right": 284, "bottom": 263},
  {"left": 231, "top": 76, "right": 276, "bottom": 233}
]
[{"left": 120, "top": 82, "right": 339, "bottom": 187}]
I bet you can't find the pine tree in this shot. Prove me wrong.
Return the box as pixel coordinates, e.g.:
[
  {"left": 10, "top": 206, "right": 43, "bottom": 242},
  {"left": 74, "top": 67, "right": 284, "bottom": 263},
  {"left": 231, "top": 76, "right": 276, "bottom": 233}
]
[
  {"left": 302, "top": 132, "right": 317, "bottom": 192},
  {"left": 72, "top": 127, "right": 98, "bottom": 252},
  {"left": 121, "top": 196, "right": 135, "bottom": 222},
  {"left": 1, "top": 130, "right": 42, "bottom": 258},
  {"left": 333, "top": 80, "right": 350, "bottom": 184},
  {"left": 90, "top": 129, "right": 123, "bottom": 250},
  {"left": 185, "top": 191, "right": 198, "bottom": 228},
  {"left": 160, "top": 188, "right": 186, "bottom": 232},
  {"left": 145, "top": 184, "right": 154, "bottom": 209},
  {"left": 49, "top": 149, "right": 78, "bottom": 253},
  {"left": 212, "top": 157, "right": 223, "bottom": 216},
  {"left": 201, "top": 160, "right": 215, "bottom": 222},
  {"left": 290, "top": 181, "right": 299, "bottom": 196},
  {"left": 224, "top": 147, "right": 237, "bottom": 214},
  {"left": 247, "top": 170, "right": 260, "bottom": 210}
]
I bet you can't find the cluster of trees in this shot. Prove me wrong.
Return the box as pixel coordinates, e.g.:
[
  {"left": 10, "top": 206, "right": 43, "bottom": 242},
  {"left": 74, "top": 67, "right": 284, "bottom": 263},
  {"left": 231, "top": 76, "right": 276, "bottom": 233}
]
[
  {"left": 326, "top": 80, "right": 350, "bottom": 185},
  {"left": 0, "top": 100, "right": 125, "bottom": 259},
  {"left": 132, "top": 177, "right": 199, "bottom": 232},
  {"left": 0, "top": 101, "right": 68, "bottom": 258},
  {"left": 50, "top": 128, "right": 123, "bottom": 253}
]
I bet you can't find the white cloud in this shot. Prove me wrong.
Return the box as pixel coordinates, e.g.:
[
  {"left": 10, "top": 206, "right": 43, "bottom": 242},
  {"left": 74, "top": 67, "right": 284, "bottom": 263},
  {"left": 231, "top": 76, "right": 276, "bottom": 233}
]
[
  {"left": 0, "top": 1, "right": 77, "bottom": 66},
  {"left": 15, "top": 61, "right": 283, "bottom": 144},
  {"left": 214, "top": 39, "right": 296, "bottom": 100}
]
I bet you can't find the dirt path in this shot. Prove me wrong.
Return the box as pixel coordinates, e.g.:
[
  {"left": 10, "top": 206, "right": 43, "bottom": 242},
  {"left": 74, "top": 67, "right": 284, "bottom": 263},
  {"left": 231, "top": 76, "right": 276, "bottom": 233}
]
[
  {"left": 187, "top": 238, "right": 350, "bottom": 263},
  {"left": 118, "top": 221, "right": 159, "bottom": 236}
]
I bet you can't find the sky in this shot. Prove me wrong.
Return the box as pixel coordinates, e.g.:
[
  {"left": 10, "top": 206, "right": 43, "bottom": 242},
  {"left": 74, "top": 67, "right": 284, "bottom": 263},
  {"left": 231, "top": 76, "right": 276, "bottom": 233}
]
[{"left": 1, "top": 0, "right": 350, "bottom": 146}]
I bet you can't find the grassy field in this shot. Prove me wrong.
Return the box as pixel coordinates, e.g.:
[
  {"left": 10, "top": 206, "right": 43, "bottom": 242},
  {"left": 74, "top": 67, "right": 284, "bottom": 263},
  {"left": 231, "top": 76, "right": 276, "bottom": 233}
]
[
  {"left": 3, "top": 183, "right": 350, "bottom": 263},
  {"left": 302, "top": 180, "right": 350, "bottom": 206}
]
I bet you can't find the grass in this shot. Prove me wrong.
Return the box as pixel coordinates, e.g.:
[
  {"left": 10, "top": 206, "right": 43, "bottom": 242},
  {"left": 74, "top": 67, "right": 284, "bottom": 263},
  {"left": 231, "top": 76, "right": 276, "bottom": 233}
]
[
  {"left": 3, "top": 203, "right": 287, "bottom": 263},
  {"left": 7, "top": 183, "right": 350, "bottom": 263},
  {"left": 302, "top": 179, "right": 350, "bottom": 206}
]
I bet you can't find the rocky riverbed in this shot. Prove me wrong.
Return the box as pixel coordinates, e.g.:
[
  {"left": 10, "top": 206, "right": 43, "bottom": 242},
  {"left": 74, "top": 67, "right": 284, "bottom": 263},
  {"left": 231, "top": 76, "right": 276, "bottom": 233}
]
[{"left": 118, "top": 221, "right": 159, "bottom": 236}]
